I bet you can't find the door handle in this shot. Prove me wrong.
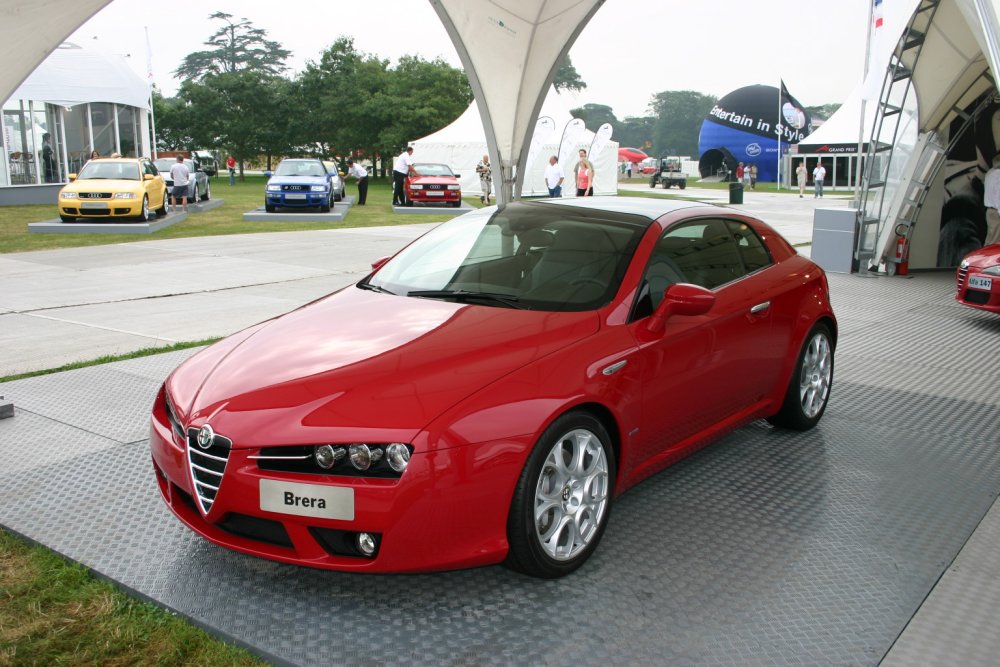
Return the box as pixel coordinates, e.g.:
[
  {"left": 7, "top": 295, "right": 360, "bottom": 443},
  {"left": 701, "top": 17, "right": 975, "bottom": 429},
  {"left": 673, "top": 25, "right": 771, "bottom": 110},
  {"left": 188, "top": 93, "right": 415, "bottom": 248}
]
[
  {"left": 602, "top": 360, "right": 628, "bottom": 376},
  {"left": 749, "top": 301, "right": 771, "bottom": 315}
]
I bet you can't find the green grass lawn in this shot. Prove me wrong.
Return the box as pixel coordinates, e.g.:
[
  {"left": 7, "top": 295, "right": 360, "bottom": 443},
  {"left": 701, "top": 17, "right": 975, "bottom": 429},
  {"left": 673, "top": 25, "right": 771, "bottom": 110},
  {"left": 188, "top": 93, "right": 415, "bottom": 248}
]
[{"left": 0, "top": 175, "right": 478, "bottom": 254}]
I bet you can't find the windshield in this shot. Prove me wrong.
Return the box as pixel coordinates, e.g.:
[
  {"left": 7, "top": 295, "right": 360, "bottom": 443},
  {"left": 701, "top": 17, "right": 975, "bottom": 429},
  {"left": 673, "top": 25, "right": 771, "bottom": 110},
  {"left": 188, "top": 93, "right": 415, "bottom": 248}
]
[
  {"left": 366, "top": 202, "right": 647, "bottom": 312},
  {"left": 412, "top": 163, "right": 454, "bottom": 177},
  {"left": 77, "top": 161, "right": 140, "bottom": 181},
  {"left": 275, "top": 160, "right": 326, "bottom": 177},
  {"left": 155, "top": 159, "right": 194, "bottom": 173}
]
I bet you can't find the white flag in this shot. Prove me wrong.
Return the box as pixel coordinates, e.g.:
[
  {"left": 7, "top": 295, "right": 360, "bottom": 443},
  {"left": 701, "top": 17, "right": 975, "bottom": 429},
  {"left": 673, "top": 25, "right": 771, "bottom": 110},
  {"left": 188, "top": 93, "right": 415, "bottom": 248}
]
[
  {"left": 558, "top": 118, "right": 587, "bottom": 171},
  {"left": 589, "top": 122, "right": 614, "bottom": 159},
  {"left": 526, "top": 116, "right": 555, "bottom": 175}
]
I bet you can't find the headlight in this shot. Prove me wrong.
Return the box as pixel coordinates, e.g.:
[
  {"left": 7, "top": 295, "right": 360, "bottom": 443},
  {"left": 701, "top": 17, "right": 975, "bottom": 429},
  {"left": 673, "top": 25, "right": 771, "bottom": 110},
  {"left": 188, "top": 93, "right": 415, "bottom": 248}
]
[
  {"left": 60, "top": 192, "right": 77, "bottom": 199},
  {"left": 310, "top": 185, "right": 327, "bottom": 192},
  {"left": 447, "top": 185, "right": 460, "bottom": 190},
  {"left": 983, "top": 265, "right": 1000, "bottom": 276},
  {"left": 266, "top": 184, "right": 281, "bottom": 191},
  {"left": 349, "top": 444, "right": 382, "bottom": 471},
  {"left": 113, "top": 192, "right": 137, "bottom": 199},
  {"left": 409, "top": 184, "right": 424, "bottom": 190},
  {"left": 386, "top": 443, "right": 411, "bottom": 473},
  {"left": 960, "top": 259, "right": 970, "bottom": 269}
]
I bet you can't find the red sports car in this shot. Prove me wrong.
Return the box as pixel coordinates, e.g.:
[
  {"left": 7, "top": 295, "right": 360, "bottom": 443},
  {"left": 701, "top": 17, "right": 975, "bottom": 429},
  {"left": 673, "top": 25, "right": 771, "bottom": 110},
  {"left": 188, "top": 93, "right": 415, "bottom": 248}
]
[
  {"left": 957, "top": 244, "right": 1000, "bottom": 313},
  {"left": 150, "top": 197, "right": 836, "bottom": 577},
  {"left": 405, "top": 163, "right": 462, "bottom": 207}
]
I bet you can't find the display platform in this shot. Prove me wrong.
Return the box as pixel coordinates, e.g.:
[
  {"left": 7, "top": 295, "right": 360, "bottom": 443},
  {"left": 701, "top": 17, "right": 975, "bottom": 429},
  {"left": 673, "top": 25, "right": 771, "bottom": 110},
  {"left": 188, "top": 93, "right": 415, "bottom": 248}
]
[
  {"left": 392, "top": 200, "right": 474, "bottom": 215},
  {"left": 28, "top": 199, "right": 224, "bottom": 234},
  {"left": 243, "top": 196, "right": 355, "bottom": 222},
  {"left": 1, "top": 272, "right": 999, "bottom": 666}
]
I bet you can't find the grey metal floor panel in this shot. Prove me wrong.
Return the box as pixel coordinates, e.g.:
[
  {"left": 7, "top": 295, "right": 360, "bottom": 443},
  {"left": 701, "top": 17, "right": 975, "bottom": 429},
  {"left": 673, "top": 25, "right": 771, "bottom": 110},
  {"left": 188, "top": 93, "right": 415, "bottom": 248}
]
[{"left": 1, "top": 271, "right": 999, "bottom": 666}]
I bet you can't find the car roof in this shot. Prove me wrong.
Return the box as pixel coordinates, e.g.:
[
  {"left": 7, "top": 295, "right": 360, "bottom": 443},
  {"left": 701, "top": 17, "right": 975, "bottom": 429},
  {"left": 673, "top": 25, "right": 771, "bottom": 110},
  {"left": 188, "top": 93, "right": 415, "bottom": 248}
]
[{"left": 533, "top": 196, "right": 710, "bottom": 221}]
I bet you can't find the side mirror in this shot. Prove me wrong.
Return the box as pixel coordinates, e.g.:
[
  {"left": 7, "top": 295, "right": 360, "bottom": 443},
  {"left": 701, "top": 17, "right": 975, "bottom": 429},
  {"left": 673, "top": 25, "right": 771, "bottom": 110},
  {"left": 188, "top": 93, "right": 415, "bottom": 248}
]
[
  {"left": 647, "top": 283, "right": 715, "bottom": 334},
  {"left": 144, "top": 173, "right": 155, "bottom": 181},
  {"left": 263, "top": 171, "right": 272, "bottom": 178},
  {"left": 68, "top": 173, "right": 77, "bottom": 181},
  {"left": 371, "top": 256, "right": 391, "bottom": 271},
  {"left": 453, "top": 173, "right": 461, "bottom": 178}
]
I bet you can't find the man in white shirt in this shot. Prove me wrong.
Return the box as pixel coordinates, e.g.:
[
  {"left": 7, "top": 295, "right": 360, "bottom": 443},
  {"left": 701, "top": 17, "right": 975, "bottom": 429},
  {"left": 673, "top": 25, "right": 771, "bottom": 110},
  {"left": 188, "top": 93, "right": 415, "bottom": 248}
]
[
  {"left": 544, "top": 155, "right": 565, "bottom": 197},
  {"left": 169, "top": 155, "right": 191, "bottom": 212},
  {"left": 346, "top": 159, "right": 369, "bottom": 206},
  {"left": 393, "top": 146, "right": 414, "bottom": 206},
  {"left": 812, "top": 163, "right": 827, "bottom": 198}
]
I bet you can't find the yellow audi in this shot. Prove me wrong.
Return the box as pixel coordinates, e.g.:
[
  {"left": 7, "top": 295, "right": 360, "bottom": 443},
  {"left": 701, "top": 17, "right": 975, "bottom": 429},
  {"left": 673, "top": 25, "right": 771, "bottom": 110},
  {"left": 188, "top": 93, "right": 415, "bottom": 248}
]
[{"left": 58, "top": 157, "right": 168, "bottom": 223}]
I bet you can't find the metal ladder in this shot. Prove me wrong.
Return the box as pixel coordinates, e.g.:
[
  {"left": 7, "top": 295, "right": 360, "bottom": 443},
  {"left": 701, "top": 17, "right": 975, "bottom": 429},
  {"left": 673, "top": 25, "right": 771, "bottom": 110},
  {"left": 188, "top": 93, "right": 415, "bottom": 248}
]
[{"left": 857, "top": 0, "right": 941, "bottom": 273}]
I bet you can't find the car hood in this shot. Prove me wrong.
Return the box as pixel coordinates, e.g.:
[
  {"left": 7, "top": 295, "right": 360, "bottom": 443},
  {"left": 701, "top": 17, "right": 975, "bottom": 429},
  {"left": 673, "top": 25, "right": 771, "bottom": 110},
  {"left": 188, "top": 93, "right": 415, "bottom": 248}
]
[
  {"left": 964, "top": 243, "right": 1000, "bottom": 268},
  {"left": 62, "top": 179, "right": 145, "bottom": 193},
  {"left": 169, "top": 287, "right": 599, "bottom": 448},
  {"left": 267, "top": 175, "right": 328, "bottom": 187}
]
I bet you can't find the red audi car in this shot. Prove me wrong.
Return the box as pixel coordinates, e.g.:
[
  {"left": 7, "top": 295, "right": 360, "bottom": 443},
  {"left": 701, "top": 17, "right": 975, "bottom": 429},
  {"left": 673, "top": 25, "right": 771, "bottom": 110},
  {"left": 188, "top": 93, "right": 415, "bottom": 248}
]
[
  {"left": 150, "top": 198, "right": 836, "bottom": 577},
  {"left": 405, "top": 162, "right": 462, "bottom": 207},
  {"left": 956, "top": 244, "right": 1000, "bottom": 313}
]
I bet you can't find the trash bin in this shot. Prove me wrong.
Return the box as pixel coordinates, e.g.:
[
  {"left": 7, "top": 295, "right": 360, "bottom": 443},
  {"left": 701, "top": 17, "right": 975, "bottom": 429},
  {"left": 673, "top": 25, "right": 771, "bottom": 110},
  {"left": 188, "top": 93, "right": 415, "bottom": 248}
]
[{"left": 729, "top": 182, "right": 743, "bottom": 204}]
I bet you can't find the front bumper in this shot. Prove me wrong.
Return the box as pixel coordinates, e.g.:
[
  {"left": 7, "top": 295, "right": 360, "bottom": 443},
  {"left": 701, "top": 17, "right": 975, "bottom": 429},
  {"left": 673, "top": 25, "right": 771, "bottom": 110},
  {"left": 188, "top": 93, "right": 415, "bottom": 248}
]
[
  {"left": 266, "top": 192, "right": 330, "bottom": 208},
  {"left": 60, "top": 200, "right": 143, "bottom": 218},
  {"left": 956, "top": 267, "right": 1000, "bottom": 313},
  {"left": 406, "top": 190, "right": 461, "bottom": 204},
  {"left": 149, "top": 405, "right": 530, "bottom": 573}
]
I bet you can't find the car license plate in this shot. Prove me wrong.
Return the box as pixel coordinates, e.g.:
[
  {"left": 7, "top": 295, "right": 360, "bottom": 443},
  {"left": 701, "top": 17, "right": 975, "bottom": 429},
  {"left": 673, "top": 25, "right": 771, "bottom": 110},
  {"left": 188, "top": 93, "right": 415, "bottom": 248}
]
[
  {"left": 259, "top": 479, "right": 354, "bottom": 520},
  {"left": 284, "top": 194, "right": 307, "bottom": 200},
  {"left": 426, "top": 191, "right": 444, "bottom": 196},
  {"left": 81, "top": 201, "right": 106, "bottom": 209},
  {"left": 969, "top": 275, "right": 992, "bottom": 290}
]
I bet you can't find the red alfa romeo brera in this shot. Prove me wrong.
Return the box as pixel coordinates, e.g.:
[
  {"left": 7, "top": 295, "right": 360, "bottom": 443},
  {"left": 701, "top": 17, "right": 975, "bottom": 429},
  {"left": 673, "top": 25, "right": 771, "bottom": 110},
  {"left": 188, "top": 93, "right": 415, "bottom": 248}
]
[
  {"left": 956, "top": 244, "right": 1000, "bottom": 313},
  {"left": 150, "top": 197, "right": 837, "bottom": 578}
]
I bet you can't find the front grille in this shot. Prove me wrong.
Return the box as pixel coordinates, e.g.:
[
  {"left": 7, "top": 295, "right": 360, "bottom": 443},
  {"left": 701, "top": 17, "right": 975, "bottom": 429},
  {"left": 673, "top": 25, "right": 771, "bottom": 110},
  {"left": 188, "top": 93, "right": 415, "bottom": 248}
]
[
  {"left": 283, "top": 185, "right": 306, "bottom": 191},
  {"left": 218, "top": 513, "right": 292, "bottom": 548},
  {"left": 186, "top": 427, "right": 232, "bottom": 515},
  {"left": 957, "top": 267, "right": 968, "bottom": 292},
  {"left": 964, "top": 289, "right": 990, "bottom": 304},
  {"left": 426, "top": 184, "right": 445, "bottom": 190},
  {"left": 79, "top": 192, "right": 112, "bottom": 199},
  {"left": 79, "top": 208, "right": 111, "bottom": 216}
]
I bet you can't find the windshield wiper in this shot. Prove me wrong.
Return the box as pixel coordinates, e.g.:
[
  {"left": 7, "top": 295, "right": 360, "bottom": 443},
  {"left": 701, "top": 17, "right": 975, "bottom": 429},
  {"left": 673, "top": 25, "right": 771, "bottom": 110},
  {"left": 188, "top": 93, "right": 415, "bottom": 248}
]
[
  {"left": 358, "top": 282, "right": 395, "bottom": 295},
  {"left": 407, "top": 289, "right": 528, "bottom": 309}
]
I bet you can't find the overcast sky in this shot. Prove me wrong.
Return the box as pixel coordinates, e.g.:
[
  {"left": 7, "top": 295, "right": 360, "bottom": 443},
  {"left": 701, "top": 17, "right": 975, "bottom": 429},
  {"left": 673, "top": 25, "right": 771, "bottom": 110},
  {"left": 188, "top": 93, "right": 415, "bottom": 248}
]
[{"left": 71, "top": 0, "right": 873, "bottom": 118}]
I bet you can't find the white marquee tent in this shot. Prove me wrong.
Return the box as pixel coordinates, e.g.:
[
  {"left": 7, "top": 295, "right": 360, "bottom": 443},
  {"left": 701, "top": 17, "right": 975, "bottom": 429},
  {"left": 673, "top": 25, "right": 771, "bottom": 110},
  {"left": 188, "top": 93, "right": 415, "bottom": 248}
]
[{"left": 411, "top": 87, "right": 618, "bottom": 197}]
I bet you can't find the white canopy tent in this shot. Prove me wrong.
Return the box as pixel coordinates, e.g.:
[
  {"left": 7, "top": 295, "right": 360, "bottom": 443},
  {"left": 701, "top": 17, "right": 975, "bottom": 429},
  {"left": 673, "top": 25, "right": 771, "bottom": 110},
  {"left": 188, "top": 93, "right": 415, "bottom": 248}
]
[
  {"left": 411, "top": 87, "right": 618, "bottom": 197},
  {"left": 430, "top": 0, "right": 606, "bottom": 204},
  {"left": 0, "top": 0, "right": 112, "bottom": 103}
]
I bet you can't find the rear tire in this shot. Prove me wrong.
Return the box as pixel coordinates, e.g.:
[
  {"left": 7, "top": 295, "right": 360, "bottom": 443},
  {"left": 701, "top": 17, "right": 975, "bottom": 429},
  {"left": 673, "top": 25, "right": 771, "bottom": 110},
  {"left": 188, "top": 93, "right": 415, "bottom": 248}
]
[
  {"left": 155, "top": 190, "right": 167, "bottom": 217},
  {"left": 506, "top": 411, "right": 615, "bottom": 578},
  {"left": 679, "top": 181, "right": 687, "bottom": 190},
  {"left": 767, "top": 322, "right": 834, "bottom": 431}
]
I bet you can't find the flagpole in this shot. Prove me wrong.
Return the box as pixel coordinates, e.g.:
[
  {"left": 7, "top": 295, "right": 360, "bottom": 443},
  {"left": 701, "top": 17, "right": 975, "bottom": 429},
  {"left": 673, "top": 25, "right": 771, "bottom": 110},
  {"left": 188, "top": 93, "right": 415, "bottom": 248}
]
[
  {"left": 854, "top": 1, "right": 876, "bottom": 206},
  {"left": 145, "top": 27, "right": 158, "bottom": 160},
  {"left": 777, "top": 78, "right": 782, "bottom": 191}
]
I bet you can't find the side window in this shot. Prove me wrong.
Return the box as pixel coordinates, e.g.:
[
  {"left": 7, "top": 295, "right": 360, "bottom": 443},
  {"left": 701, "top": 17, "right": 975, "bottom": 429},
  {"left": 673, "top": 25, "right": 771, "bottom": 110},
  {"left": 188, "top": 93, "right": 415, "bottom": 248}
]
[
  {"left": 632, "top": 218, "right": 762, "bottom": 320},
  {"left": 728, "top": 220, "right": 772, "bottom": 273},
  {"left": 143, "top": 160, "right": 156, "bottom": 176}
]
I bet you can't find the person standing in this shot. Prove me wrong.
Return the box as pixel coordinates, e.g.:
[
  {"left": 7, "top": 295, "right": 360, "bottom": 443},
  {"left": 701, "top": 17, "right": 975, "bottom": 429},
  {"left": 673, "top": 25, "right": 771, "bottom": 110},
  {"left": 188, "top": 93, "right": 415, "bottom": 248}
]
[
  {"left": 749, "top": 163, "right": 758, "bottom": 190},
  {"left": 575, "top": 149, "right": 595, "bottom": 196},
  {"left": 983, "top": 156, "right": 1000, "bottom": 245},
  {"left": 476, "top": 154, "right": 492, "bottom": 205},
  {"left": 544, "top": 155, "right": 565, "bottom": 197},
  {"left": 742, "top": 162, "right": 752, "bottom": 188},
  {"left": 227, "top": 155, "right": 236, "bottom": 186},
  {"left": 42, "top": 133, "right": 57, "bottom": 182},
  {"left": 346, "top": 158, "right": 369, "bottom": 206},
  {"left": 169, "top": 155, "right": 191, "bottom": 212},
  {"left": 813, "top": 162, "right": 827, "bottom": 198},
  {"left": 796, "top": 161, "right": 808, "bottom": 198},
  {"left": 736, "top": 162, "right": 745, "bottom": 183},
  {"left": 392, "top": 146, "right": 414, "bottom": 206},
  {"left": 625, "top": 161, "right": 633, "bottom": 179}
]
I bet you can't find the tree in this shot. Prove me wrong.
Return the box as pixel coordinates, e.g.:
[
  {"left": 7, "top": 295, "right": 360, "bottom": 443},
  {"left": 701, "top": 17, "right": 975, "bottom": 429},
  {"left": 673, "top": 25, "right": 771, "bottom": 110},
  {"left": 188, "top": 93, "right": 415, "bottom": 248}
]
[
  {"left": 617, "top": 116, "right": 656, "bottom": 154},
  {"left": 175, "top": 12, "right": 291, "bottom": 82},
  {"left": 570, "top": 103, "right": 618, "bottom": 131},
  {"left": 553, "top": 55, "right": 586, "bottom": 92},
  {"left": 805, "top": 103, "right": 841, "bottom": 122},
  {"left": 378, "top": 55, "right": 472, "bottom": 153},
  {"left": 648, "top": 90, "right": 717, "bottom": 156}
]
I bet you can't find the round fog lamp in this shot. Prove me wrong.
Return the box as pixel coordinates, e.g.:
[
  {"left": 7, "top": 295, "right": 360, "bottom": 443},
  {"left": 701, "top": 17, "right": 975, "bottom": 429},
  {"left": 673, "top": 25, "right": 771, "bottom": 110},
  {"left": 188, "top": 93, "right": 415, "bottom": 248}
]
[
  {"left": 356, "top": 532, "right": 377, "bottom": 556},
  {"left": 349, "top": 444, "right": 375, "bottom": 470},
  {"left": 386, "top": 443, "right": 411, "bottom": 473},
  {"left": 314, "top": 444, "right": 340, "bottom": 469}
]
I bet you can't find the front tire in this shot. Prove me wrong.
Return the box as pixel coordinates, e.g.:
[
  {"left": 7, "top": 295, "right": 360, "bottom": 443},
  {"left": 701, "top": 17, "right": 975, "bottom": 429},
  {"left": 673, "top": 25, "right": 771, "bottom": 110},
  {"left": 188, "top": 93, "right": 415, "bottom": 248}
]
[
  {"left": 767, "top": 322, "right": 834, "bottom": 431},
  {"left": 155, "top": 190, "right": 167, "bottom": 217},
  {"left": 60, "top": 215, "right": 75, "bottom": 223},
  {"left": 506, "top": 411, "right": 615, "bottom": 578},
  {"left": 265, "top": 202, "right": 276, "bottom": 213},
  {"left": 202, "top": 181, "right": 210, "bottom": 201},
  {"left": 136, "top": 195, "right": 150, "bottom": 222}
]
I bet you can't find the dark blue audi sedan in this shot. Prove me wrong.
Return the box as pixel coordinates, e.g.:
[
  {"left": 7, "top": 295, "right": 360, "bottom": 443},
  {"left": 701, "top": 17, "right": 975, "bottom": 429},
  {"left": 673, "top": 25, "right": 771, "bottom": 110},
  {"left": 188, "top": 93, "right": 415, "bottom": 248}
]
[{"left": 265, "top": 159, "right": 334, "bottom": 213}]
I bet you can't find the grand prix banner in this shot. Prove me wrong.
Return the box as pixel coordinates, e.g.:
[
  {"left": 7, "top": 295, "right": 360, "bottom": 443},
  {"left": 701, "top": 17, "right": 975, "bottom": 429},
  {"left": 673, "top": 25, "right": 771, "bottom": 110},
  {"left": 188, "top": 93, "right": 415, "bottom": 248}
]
[{"left": 698, "top": 84, "right": 812, "bottom": 183}]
